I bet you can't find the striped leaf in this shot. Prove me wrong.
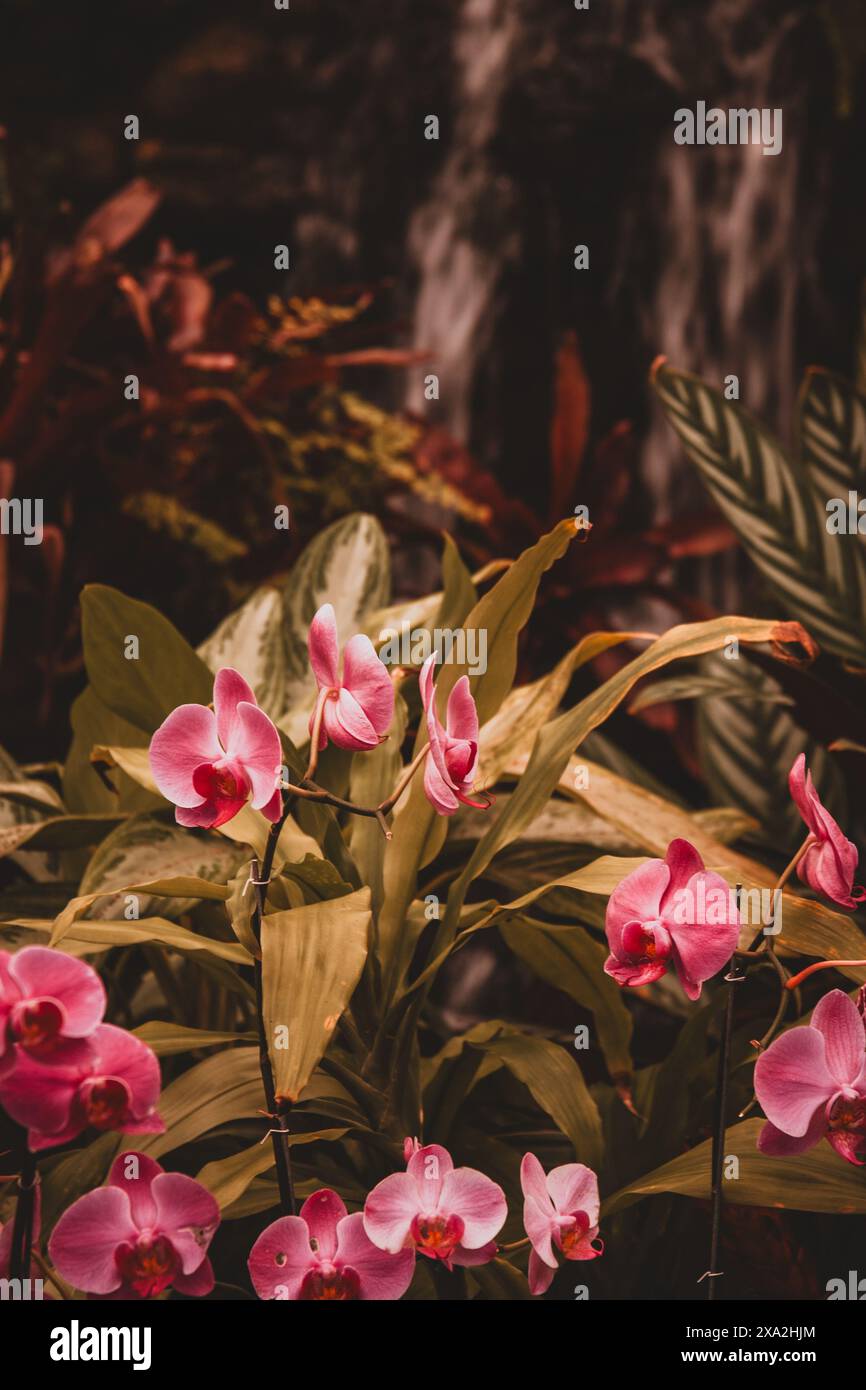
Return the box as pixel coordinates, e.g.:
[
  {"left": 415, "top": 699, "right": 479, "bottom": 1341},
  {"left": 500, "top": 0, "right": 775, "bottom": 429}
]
[
  {"left": 796, "top": 367, "right": 866, "bottom": 626},
  {"left": 78, "top": 814, "right": 246, "bottom": 920},
  {"left": 279, "top": 513, "right": 391, "bottom": 744},
  {"left": 651, "top": 360, "right": 866, "bottom": 664},
  {"left": 198, "top": 586, "right": 288, "bottom": 720},
  {"left": 696, "top": 652, "right": 847, "bottom": 849}
]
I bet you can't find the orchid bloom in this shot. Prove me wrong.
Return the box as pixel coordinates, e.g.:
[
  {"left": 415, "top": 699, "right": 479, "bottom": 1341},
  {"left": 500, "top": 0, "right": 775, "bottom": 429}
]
[
  {"left": 248, "top": 1189, "right": 414, "bottom": 1301},
  {"left": 789, "top": 754, "right": 865, "bottom": 910},
  {"left": 149, "top": 667, "right": 282, "bottom": 829},
  {"left": 0, "top": 947, "right": 105, "bottom": 1079},
  {"left": 755, "top": 989, "right": 866, "bottom": 1165},
  {"left": 521, "top": 1153, "right": 603, "bottom": 1296},
  {"left": 363, "top": 1141, "right": 506, "bottom": 1268},
  {"left": 49, "top": 1152, "right": 219, "bottom": 1298},
  {"left": 419, "top": 655, "right": 487, "bottom": 816},
  {"left": 604, "top": 838, "right": 739, "bottom": 1001},
  {"left": 0, "top": 1023, "right": 164, "bottom": 1152},
  {"left": 308, "top": 603, "right": 394, "bottom": 752}
]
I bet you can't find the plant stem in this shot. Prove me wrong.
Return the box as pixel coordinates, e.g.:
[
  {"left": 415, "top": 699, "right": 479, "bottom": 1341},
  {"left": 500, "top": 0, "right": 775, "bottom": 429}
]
[
  {"left": 282, "top": 741, "right": 430, "bottom": 835},
  {"left": 785, "top": 957, "right": 866, "bottom": 991},
  {"left": 9, "top": 1146, "right": 37, "bottom": 1282},
  {"left": 250, "top": 802, "right": 296, "bottom": 1216},
  {"left": 707, "top": 944, "right": 742, "bottom": 1301}
]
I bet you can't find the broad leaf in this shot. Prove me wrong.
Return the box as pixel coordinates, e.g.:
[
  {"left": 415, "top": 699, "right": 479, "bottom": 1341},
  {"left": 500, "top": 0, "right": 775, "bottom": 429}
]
[
  {"left": 378, "top": 520, "right": 574, "bottom": 1000},
  {"left": 261, "top": 888, "right": 371, "bottom": 1102},
  {"left": 441, "top": 617, "right": 811, "bottom": 940},
  {"left": 78, "top": 815, "right": 244, "bottom": 920},
  {"left": 476, "top": 1027, "right": 603, "bottom": 1170},
  {"left": 196, "top": 1129, "right": 349, "bottom": 1209},
  {"left": 605, "top": 1118, "right": 866, "bottom": 1215},
  {"left": 651, "top": 360, "right": 866, "bottom": 663},
  {"left": 133, "top": 1022, "right": 256, "bottom": 1055},
  {"left": 81, "top": 583, "right": 213, "bottom": 731},
  {"left": 279, "top": 513, "right": 390, "bottom": 744}
]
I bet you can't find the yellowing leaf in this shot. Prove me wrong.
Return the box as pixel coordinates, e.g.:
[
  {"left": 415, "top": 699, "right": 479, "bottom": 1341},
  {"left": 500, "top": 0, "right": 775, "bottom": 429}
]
[{"left": 261, "top": 888, "right": 371, "bottom": 1103}]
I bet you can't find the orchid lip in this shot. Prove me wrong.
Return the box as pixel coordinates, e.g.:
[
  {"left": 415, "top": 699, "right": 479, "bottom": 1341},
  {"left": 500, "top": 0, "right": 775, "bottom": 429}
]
[{"left": 9, "top": 996, "right": 66, "bottom": 1051}]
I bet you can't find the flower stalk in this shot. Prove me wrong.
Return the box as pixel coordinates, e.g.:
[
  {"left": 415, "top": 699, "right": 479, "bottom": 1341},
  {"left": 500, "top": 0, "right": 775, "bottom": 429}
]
[{"left": 249, "top": 799, "right": 296, "bottom": 1217}]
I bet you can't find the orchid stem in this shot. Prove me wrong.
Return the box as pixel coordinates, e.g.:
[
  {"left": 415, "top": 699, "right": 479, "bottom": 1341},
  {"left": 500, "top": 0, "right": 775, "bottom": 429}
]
[
  {"left": 707, "top": 887, "right": 744, "bottom": 1301},
  {"left": 283, "top": 741, "right": 430, "bottom": 836},
  {"left": 9, "top": 1145, "right": 36, "bottom": 1283},
  {"left": 785, "top": 957, "right": 866, "bottom": 991},
  {"left": 304, "top": 689, "right": 330, "bottom": 781},
  {"left": 250, "top": 800, "right": 296, "bottom": 1217}
]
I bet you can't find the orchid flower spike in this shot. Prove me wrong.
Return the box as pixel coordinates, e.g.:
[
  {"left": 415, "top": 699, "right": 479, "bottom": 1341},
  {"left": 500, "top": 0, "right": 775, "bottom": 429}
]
[
  {"left": 249, "top": 1189, "right": 414, "bottom": 1301},
  {"left": 363, "top": 1141, "right": 506, "bottom": 1268},
  {"left": 755, "top": 988, "right": 866, "bottom": 1166},
  {"left": 150, "top": 667, "right": 282, "bottom": 828},
  {"left": 307, "top": 604, "right": 394, "bottom": 752},
  {"left": 419, "top": 655, "right": 488, "bottom": 816},
  {"left": 49, "top": 1152, "right": 219, "bottom": 1298},
  {"left": 604, "top": 838, "right": 739, "bottom": 1001},
  {"left": 788, "top": 754, "right": 865, "bottom": 910},
  {"left": 0, "top": 947, "right": 105, "bottom": 1079},
  {"left": 521, "top": 1153, "right": 603, "bottom": 1295},
  {"left": 0, "top": 1023, "right": 164, "bottom": 1152}
]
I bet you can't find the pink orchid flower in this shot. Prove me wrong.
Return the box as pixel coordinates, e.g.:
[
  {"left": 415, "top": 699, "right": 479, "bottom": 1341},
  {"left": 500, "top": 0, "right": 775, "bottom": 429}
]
[
  {"left": 755, "top": 988, "right": 866, "bottom": 1165},
  {"left": 604, "top": 838, "right": 739, "bottom": 1001},
  {"left": 363, "top": 1141, "right": 506, "bottom": 1268},
  {"left": 789, "top": 754, "right": 865, "bottom": 910},
  {"left": 521, "top": 1152, "right": 603, "bottom": 1296},
  {"left": 308, "top": 603, "right": 394, "bottom": 751},
  {"left": 419, "top": 655, "right": 487, "bottom": 816},
  {"left": 150, "top": 667, "right": 282, "bottom": 829},
  {"left": 0, "top": 1023, "right": 164, "bottom": 1152},
  {"left": 49, "top": 1152, "right": 219, "bottom": 1298},
  {"left": 0, "top": 946, "right": 105, "bottom": 1079},
  {"left": 248, "top": 1189, "right": 414, "bottom": 1301}
]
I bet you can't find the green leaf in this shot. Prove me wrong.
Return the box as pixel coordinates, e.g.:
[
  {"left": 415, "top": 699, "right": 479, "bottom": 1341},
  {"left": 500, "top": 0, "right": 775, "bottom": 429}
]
[
  {"left": 347, "top": 694, "right": 407, "bottom": 915},
  {"left": 500, "top": 919, "right": 633, "bottom": 1084},
  {"left": 81, "top": 583, "right": 213, "bottom": 732},
  {"left": 133, "top": 1021, "right": 257, "bottom": 1055},
  {"left": 198, "top": 585, "right": 288, "bottom": 722},
  {"left": 479, "top": 631, "right": 649, "bottom": 788},
  {"left": 629, "top": 668, "right": 793, "bottom": 714},
  {"left": 797, "top": 367, "right": 866, "bottom": 631},
  {"left": 470, "top": 1259, "right": 532, "bottom": 1300},
  {"left": 696, "top": 651, "right": 846, "bottom": 848},
  {"left": 196, "top": 1129, "right": 349, "bottom": 1209},
  {"left": 123, "top": 491, "right": 248, "bottom": 562},
  {"left": 64, "top": 687, "right": 160, "bottom": 814},
  {"left": 78, "top": 815, "right": 245, "bottom": 920},
  {"left": 378, "top": 520, "right": 574, "bottom": 999},
  {"left": 565, "top": 758, "right": 866, "bottom": 979},
  {"left": 651, "top": 359, "right": 866, "bottom": 663},
  {"left": 121, "top": 1048, "right": 265, "bottom": 1160},
  {"left": 261, "top": 888, "right": 371, "bottom": 1103},
  {"left": 476, "top": 1026, "right": 603, "bottom": 1169},
  {"left": 441, "top": 616, "right": 811, "bottom": 940},
  {"left": 14, "top": 913, "right": 250, "bottom": 964},
  {"left": 0, "top": 814, "right": 125, "bottom": 859},
  {"left": 49, "top": 871, "right": 232, "bottom": 947},
  {"left": 605, "top": 1118, "right": 866, "bottom": 1216},
  {"left": 279, "top": 513, "right": 391, "bottom": 744}
]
